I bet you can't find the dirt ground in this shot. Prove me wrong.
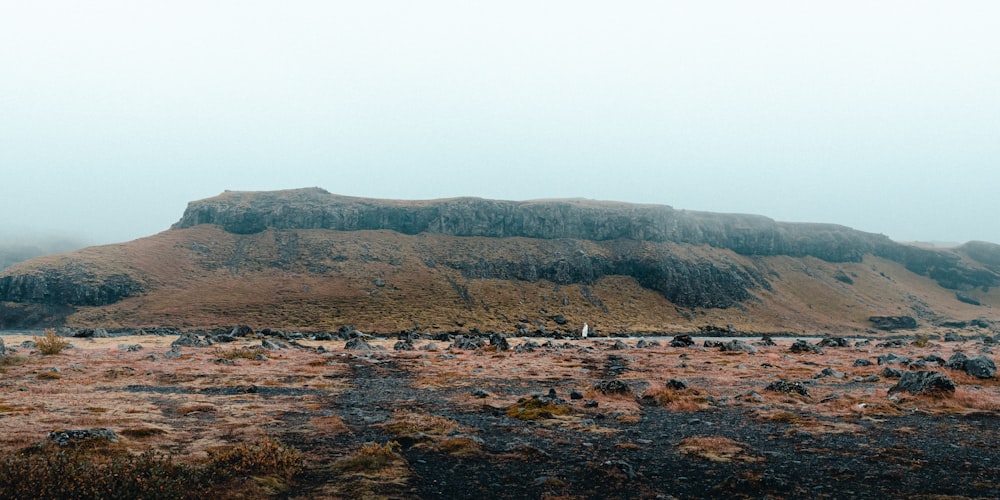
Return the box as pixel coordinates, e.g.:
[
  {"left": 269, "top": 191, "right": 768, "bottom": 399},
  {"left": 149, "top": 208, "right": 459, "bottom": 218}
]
[{"left": 0, "top": 332, "right": 998, "bottom": 499}]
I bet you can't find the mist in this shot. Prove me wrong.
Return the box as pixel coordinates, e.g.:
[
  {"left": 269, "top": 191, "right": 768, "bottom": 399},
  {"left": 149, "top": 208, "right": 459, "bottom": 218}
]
[{"left": 1, "top": 1, "right": 998, "bottom": 246}]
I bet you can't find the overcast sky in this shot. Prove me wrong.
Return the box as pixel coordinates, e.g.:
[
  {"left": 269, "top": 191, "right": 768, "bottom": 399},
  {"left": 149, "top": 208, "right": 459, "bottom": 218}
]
[{"left": 1, "top": 1, "right": 998, "bottom": 246}]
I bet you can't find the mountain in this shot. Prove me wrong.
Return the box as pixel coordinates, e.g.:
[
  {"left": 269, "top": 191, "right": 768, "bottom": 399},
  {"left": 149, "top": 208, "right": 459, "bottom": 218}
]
[{"left": 1, "top": 187, "right": 998, "bottom": 334}]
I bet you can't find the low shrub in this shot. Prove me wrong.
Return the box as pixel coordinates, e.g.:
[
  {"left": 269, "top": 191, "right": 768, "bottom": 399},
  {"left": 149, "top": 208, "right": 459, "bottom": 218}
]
[
  {"left": 34, "top": 329, "right": 70, "bottom": 356},
  {"left": 336, "top": 441, "right": 402, "bottom": 472}
]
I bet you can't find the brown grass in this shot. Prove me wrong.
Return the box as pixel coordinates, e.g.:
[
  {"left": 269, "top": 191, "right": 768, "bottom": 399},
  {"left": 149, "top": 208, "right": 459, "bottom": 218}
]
[
  {"left": 677, "top": 436, "right": 761, "bottom": 463},
  {"left": 35, "top": 328, "right": 70, "bottom": 355}
]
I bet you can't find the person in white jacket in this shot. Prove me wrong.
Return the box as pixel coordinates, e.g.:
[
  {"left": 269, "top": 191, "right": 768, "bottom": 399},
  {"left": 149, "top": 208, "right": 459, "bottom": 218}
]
[{"left": 581, "top": 322, "right": 589, "bottom": 338}]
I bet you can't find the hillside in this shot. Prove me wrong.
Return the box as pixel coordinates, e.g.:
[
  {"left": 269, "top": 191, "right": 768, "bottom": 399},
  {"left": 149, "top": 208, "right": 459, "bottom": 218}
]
[{"left": 1, "top": 188, "right": 999, "bottom": 334}]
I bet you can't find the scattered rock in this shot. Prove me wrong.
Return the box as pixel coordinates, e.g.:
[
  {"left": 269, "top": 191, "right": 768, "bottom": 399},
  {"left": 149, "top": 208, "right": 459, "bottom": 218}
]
[
  {"left": 163, "top": 346, "right": 183, "bottom": 359},
  {"left": 882, "top": 367, "right": 903, "bottom": 378},
  {"left": 471, "top": 388, "right": 490, "bottom": 398},
  {"left": 790, "top": 340, "right": 823, "bottom": 354},
  {"left": 393, "top": 341, "right": 415, "bottom": 351},
  {"left": 419, "top": 342, "right": 438, "bottom": 351},
  {"left": 345, "top": 337, "right": 374, "bottom": 351},
  {"left": 815, "top": 367, "right": 845, "bottom": 379},
  {"left": 489, "top": 333, "right": 510, "bottom": 352},
  {"left": 764, "top": 379, "right": 810, "bottom": 397},
  {"left": 570, "top": 390, "right": 584, "bottom": 400},
  {"left": 755, "top": 335, "right": 776, "bottom": 346},
  {"left": 611, "top": 339, "right": 631, "bottom": 350},
  {"left": 604, "top": 355, "right": 629, "bottom": 377},
  {"left": 117, "top": 344, "right": 143, "bottom": 352},
  {"left": 665, "top": 379, "right": 688, "bottom": 390},
  {"left": 47, "top": 428, "right": 120, "bottom": 447},
  {"left": 0, "top": 337, "right": 5, "bottom": 358},
  {"left": 945, "top": 352, "right": 969, "bottom": 370},
  {"left": 231, "top": 325, "right": 254, "bottom": 337},
  {"left": 602, "top": 459, "right": 637, "bottom": 480},
  {"left": 869, "top": 316, "right": 918, "bottom": 331},
  {"left": 584, "top": 400, "right": 599, "bottom": 408},
  {"left": 963, "top": 356, "right": 996, "bottom": 379},
  {"left": 452, "top": 335, "right": 485, "bottom": 350},
  {"left": 852, "top": 359, "right": 873, "bottom": 367},
  {"left": 670, "top": 335, "right": 695, "bottom": 347},
  {"left": 875, "top": 339, "right": 907, "bottom": 348},
  {"left": 817, "top": 337, "right": 849, "bottom": 348},
  {"left": 593, "top": 379, "right": 631, "bottom": 395},
  {"left": 261, "top": 338, "right": 285, "bottom": 350},
  {"left": 719, "top": 340, "right": 757, "bottom": 354},
  {"left": 888, "top": 370, "right": 956, "bottom": 396},
  {"left": 172, "top": 332, "right": 211, "bottom": 348},
  {"left": 944, "top": 331, "right": 962, "bottom": 342},
  {"left": 877, "top": 353, "right": 911, "bottom": 366},
  {"left": 921, "top": 355, "right": 946, "bottom": 366}
]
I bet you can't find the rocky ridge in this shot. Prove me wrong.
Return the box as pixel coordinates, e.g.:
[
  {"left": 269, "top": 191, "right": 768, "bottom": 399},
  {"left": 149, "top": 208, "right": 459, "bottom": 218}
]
[{"left": 1, "top": 188, "right": 999, "bottom": 332}]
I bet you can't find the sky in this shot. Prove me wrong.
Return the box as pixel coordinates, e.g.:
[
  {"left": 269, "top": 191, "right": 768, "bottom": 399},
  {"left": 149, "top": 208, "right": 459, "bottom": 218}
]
[{"left": 1, "top": 1, "right": 998, "bottom": 246}]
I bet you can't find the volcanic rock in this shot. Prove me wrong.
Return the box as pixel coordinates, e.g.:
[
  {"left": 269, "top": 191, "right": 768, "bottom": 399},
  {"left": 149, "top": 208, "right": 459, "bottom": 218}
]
[{"left": 888, "top": 370, "right": 956, "bottom": 396}]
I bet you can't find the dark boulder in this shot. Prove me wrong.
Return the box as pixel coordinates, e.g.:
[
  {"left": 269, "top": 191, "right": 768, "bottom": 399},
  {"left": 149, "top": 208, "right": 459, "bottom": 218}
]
[
  {"left": 344, "top": 337, "right": 373, "bottom": 351},
  {"left": 611, "top": 339, "right": 631, "bottom": 350},
  {"left": 790, "top": 340, "right": 823, "bottom": 354},
  {"left": 172, "top": 332, "right": 210, "bottom": 348},
  {"left": 963, "top": 356, "right": 996, "bottom": 379},
  {"left": 593, "top": 379, "right": 632, "bottom": 395},
  {"left": 48, "top": 428, "right": 120, "bottom": 447},
  {"left": 877, "top": 353, "right": 911, "bottom": 366},
  {"left": 853, "top": 359, "right": 873, "bottom": 367},
  {"left": 231, "top": 325, "right": 254, "bottom": 337},
  {"left": 876, "top": 339, "right": 907, "bottom": 348},
  {"left": 817, "top": 337, "right": 849, "bottom": 348},
  {"left": 393, "top": 340, "right": 415, "bottom": 351},
  {"left": 570, "top": 390, "right": 584, "bottom": 400},
  {"left": 0, "top": 337, "right": 5, "bottom": 358},
  {"left": 882, "top": 367, "right": 903, "bottom": 378},
  {"left": 755, "top": 335, "right": 776, "bottom": 346},
  {"left": 670, "top": 335, "right": 695, "bottom": 347},
  {"left": 869, "top": 316, "right": 917, "bottom": 331},
  {"left": 489, "top": 333, "right": 510, "bottom": 352},
  {"left": 261, "top": 338, "right": 286, "bottom": 350},
  {"left": 665, "top": 379, "right": 688, "bottom": 390},
  {"left": 945, "top": 352, "right": 969, "bottom": 370},
  {"left": 888, "top": 370, "right": 955, "bottom": 396},
  {"left": 451, "top": 335, "right": 485, "bottom": 350},
  {"left": 815, "top": 367, "right": 845, "bottom": 379},
  {"left": 944, "top": 331, "right": 962, "bottom": 342},
  {"left": 719, "top": 340, "right": 757, "bottom": 354},
  {"left": 764, "top": 379, "right": 810, "bottom": 397}
]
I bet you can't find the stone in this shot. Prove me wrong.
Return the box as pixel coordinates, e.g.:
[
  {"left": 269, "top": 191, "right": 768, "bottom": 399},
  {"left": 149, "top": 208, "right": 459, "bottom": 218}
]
[
  {"left": 815, "top": 367, "right": 845, "bottom": 379},
  {"left": 345, "top": 337, "right": 373, "bottom": 351},
  {"left": 764, "top": 379, "right": 810, "bottom": 397},
  {"left": 611, "top": 339, "right": 631, "bottom": 350},
  {"left": 593, "top": 379, "right": 631, "bottom": 395},
  {"left": 963, "top": 356, "right": 996, "bottom": 379},
  {"left": 877, "top": 353, "right": 911, "bottom": 366},
  {"left": 393, "top": 341, "right": 415, "bottom": 351},
  {"left": 419, "top": 342, "right": 438, "bottom": 351},
  {"left": 719, "top": 340, "right": 757, "bottom": 354},
  {"left": 452, "top": 335, "right": 485, "bottom": 350},
  {"left": 603, "top": 459, "right": 637, "bottom": 480},
  {"left": 876, "top": 339, "right": 907, "bottom": 348},
  {"left": 471, "top": 388, "right": 490, "bottom": 398},
  {"left": 888, "top": 370, "right": 956, "bottom": 396},
  {"left": 755, "top": 335, "right": 776, "bottom": 346},
  {"left": 853, "top": 359, "right": 873, "bottom": 367},
  {"left": 0, "top": 337, "right": 5, "bottom": 358},
  {"left": 261, "top": 338, "right": 285, "bottom": 350},
  {"left": 48, "top": 428, "right": 120, "bottom": 447},
  {"left": 670, "top": 335, "right": 695, "bottom": 347},
  {"left": 584, "top": 400, "right": 599, "bottom": 408},
  {"left": 489, "top": 333, "right": 510, "bottom": 352},
  {"left": 117, "top": 344, "right": 143, "bottom": 352},
  {"left": 790, "top": 340, "right": 823, "bottom": 354},
  {"left": 163, "top": 346, "right": 183, "bottom": 359},
  {"left": 665, "top": 379, "right": 688, "bottom": 390},
  {"left": 882, "top": 367, "right": 903, "bottom": 378},
  {"left": 817, "top": 337, "right": 849, "bottom": 348},
  {"left": 570, "top": 390, "right": 584, "bottom": 400},
  {"left": 869, "top": 316, "right": 918, "bottom": 331},
  {"left": 172, "top": 332, "right": 210, "bottom": 348},
  {"left": 945, "top": 352, "right": 969, "bottom": 370},
  {"left": 944, "top": 331, "right": 962, "bottom": 342},
  {"left": 231, "top": 325, "right": 254, "bottom": 337}
]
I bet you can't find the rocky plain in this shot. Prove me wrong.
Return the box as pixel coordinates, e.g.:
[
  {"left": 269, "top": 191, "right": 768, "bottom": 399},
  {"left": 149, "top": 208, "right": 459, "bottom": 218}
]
[
  {"left": 0, "top": 325, "right": 998, "bottom": 499},
  {"left": 1, "top": 189, "right": 999, "bottom": 498}
]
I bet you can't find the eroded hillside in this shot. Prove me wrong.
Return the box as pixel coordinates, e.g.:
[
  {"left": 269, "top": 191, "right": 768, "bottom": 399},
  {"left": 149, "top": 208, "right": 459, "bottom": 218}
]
[{"left": 1, "top": 188, "right": 998, "bottom": 334}]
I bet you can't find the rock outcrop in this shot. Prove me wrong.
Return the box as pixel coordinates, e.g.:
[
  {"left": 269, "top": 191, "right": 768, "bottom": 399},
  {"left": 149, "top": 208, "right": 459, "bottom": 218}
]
[{"left": 1, "top": 188, "right": 999, "bottom": 332}]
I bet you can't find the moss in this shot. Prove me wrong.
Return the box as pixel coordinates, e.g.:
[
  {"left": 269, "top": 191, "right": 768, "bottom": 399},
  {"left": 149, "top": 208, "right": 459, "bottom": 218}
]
[{"left": 506, "top": 397, "right": 571, "bottom": 421}]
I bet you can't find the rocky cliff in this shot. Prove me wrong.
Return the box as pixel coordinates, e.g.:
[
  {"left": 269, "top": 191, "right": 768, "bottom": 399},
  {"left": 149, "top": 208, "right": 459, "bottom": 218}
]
[{"left": 1, "top": 188, "right": 999, "bottom": 333}]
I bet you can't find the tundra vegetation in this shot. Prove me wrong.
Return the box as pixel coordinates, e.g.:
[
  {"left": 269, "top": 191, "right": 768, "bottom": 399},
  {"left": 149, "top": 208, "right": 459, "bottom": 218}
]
[{"left": 0, "top": 328, "right": 996, "bottom": 498}]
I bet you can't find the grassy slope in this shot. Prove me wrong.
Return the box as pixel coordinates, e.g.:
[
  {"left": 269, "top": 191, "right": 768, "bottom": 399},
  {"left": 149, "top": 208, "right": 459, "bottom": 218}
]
[{"left": 43, "top": 224, "right": 997, "bottom": 334}]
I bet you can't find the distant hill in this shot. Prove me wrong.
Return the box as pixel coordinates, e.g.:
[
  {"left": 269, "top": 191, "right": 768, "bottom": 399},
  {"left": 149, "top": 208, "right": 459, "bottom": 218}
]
[{"left": 1, "top": 188, "right": 998, "bottom": 334}]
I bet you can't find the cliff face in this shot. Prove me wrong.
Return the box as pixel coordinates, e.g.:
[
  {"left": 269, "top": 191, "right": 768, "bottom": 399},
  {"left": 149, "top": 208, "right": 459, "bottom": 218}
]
[
  {"left": 172, "top": 188, "right": 896, "bottom": 263},
  {"left": 1, "top": 189, "right": 998, "bottom": 333}
]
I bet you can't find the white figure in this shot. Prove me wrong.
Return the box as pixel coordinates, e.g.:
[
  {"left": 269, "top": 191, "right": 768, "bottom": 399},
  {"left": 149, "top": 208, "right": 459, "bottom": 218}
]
[{"left": 581, "top": 322, "right": 589, "bottom": 338}]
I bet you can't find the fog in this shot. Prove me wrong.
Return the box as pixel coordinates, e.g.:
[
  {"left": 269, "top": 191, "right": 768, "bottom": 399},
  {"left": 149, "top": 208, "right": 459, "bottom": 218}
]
[{"left": 1, "top": 1, "right": 998, "bottom": 246}]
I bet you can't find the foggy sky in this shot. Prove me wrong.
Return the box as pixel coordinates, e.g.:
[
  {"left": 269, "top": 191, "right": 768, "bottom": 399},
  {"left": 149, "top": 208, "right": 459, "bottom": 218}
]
[{"left": 2, "top": 1, "right": 998, "bottom": 246}]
